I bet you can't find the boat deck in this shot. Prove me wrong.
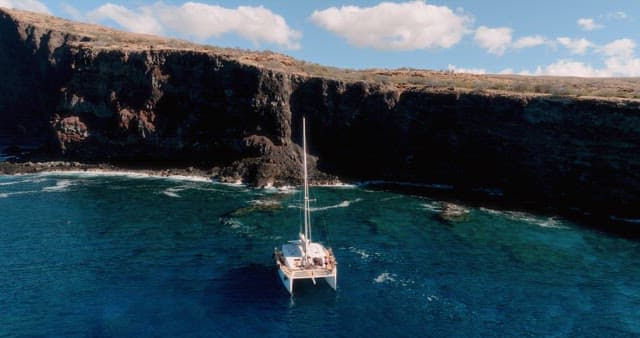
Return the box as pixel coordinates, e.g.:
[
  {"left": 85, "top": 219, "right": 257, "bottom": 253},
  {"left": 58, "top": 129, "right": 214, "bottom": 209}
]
[{"left": 275, "top": 246, "right": 336, "bottom": 280}]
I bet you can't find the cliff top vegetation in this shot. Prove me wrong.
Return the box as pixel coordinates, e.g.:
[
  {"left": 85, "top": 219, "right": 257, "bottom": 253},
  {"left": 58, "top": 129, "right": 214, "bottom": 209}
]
[{"left": 3, "top": 7, "right": 640, "bottom": 101}]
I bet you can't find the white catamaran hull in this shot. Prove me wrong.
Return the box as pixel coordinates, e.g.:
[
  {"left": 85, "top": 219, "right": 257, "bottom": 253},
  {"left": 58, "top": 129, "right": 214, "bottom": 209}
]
[
  {"left": 276, "top": 261, "right": 337, "bottom": 294},
  {"left": 275, "top": 242, "right": 337, "bottom": 294},
  {"left": 277, "top": 267, "right": 293, "bottom": 294}
]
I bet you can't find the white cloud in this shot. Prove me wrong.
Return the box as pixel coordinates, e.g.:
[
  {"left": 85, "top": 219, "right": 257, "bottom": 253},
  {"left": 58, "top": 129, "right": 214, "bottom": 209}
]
[
  {"left": 603, "top": 56, "right": 640, "bottom": 76},
  {"left": 577, "top": 18, "right": 603, "bottom": 31},
  {"left": 474, "top": 26, "right": 512, "bottom": 55},
  {"left": 535, "top": 60, "right": 602, "bottom": 77},
  {"left": 513, "top": 35, "right": 547, "bottom": 49},
  {"left": 517, "top": 38, "right": 640, "bottom": 77},
  {"left": 88, "top": 4, "right": 163, "bottom": 35},
  {"left": 556, "top": 37, "right": 594, "bottom": 54},
  {"left": 603, "top": 57, "right": 640, "bottom": 76},
  {"left": 0, "top": 0, "right": 50, "bottom": 14},
  {"left": 598, "top": 38, "right": 635, "bottom": 58},
  {"left": 447, "top": 64, "right": 486, "bottom": 74},
  {"left": 310, "top": 1, "right": 472, "bottom": 51},
  {"left": 151, "top": 3, "right": 301, "bottom": 49},
  {"left": 599, "top": 39, "right": 640, "bottom": 76},
  {"left": 84, "top": 2, "right": 301, "bottom": 49},
  {"left": 606, "top": 11, "right": 628, "bottom": 20},
  {"left": 60, "top": 3, "right": 83, "bottom": 21},
  {"left": 473, "top": 29, "right": 550, "bottom": 55}
]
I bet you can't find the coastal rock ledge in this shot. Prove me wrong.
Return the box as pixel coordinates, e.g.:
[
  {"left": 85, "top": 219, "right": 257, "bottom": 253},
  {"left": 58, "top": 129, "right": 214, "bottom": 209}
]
[{"left": 1, "top": 8, "right": 639, "bottom": 230}]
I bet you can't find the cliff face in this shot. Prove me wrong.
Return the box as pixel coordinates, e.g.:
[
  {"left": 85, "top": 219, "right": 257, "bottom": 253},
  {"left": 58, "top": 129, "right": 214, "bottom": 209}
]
[{"left": 1, "top": 8, "right": 639, "bottom": 225}]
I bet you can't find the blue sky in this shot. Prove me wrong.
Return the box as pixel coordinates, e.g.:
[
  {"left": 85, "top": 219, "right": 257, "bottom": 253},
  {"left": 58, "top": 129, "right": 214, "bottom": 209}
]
[{"left": 3, "top": 0, "right": 640, "bottom": 77}]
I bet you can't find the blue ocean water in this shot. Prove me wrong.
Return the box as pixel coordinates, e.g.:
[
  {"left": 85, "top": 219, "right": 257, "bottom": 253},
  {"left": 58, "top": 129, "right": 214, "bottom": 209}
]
[{"left": 1, "top": 173, "right": 639, "bottom": 337}]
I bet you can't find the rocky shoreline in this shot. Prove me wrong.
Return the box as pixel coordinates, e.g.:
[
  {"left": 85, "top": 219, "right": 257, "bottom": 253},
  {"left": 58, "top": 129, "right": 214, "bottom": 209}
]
[
  {"left": 0, "top": 160, "right": 210, "bottom": 180},
  {"left": 0, "top": 157, "right": 341, "bottom": 187},
  {"left": 2, "top": 158, "right": 639, "bottom": 238},
  {"left": 1, "top": 8, "right": 640, "bottom": 237}
]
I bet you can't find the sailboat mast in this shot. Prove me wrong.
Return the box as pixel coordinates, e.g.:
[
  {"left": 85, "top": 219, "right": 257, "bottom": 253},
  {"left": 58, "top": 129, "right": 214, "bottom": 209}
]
[{"left": 302, "top": 117, "right": 311, "bottom": 242}]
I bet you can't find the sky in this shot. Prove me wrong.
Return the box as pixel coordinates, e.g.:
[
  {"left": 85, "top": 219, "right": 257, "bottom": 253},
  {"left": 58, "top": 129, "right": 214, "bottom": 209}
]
[{"left": 2, "top": 0, "right": 640, "bottom": 77}]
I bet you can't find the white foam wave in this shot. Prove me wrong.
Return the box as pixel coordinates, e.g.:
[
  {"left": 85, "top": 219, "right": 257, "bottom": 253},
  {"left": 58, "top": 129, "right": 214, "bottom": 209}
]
[
  {"left": 42, "top": 179, "right": 73, "bottom": 192},
  {"left": 0, "top": 177, "right": 47, "bottom": 186},
  {"left": 479, "top": 207, "right": 503, "bottom": 216},
  {"left": 35, "top": 170, "right": 212, "bottom": 183},
  {"left": 347, "top": 246, "right": 374, "bottom": 260},
  {"left": 213, "top": 178, "right": 244, "bottom": 187},
  {"left": 313, "top": 181, "right": 357, "bottom": 188},
  {"left": 524, "top": 216, "right": 564, "bottom": 229},
  {"left": 249, "top": 199, "right": 280, "bottom": 207},
  {"left": 422, "top": 201, "right": 443, "bottom": 213},
  {"left": 225, "top": 218, "right": 244, "bottom": 229},
  {"left": 374, "top": 272, "right": 396, "bottom": 283},
  {"left": 0, "top": 190, "right": 40, "bottom": 198},
  {"left": 220, "top": 217, "right": 257, "bottom": 236},
  {"left": 311, "top": 198, "right": 363, "bottom": 212},
  {"left": 263, "top": 185, "right": 298, "bottom": 194},
  {"left": 480, "top": 208, "right": 566, "bottom": 229},
  {"left": 163, "top": 175, "right": 212, "bottom": 183},
  {"left": 162, "top": 187, "right": 184, "bottom": 198},
  {"left": 372, "top": 272, "right": 415, "bottom": 287}
]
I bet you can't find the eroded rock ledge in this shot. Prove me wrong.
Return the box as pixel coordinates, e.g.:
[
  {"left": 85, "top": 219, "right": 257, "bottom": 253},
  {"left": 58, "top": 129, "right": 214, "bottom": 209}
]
[{"left": 1, "top": 8, "right": 640, "bottom": 232}]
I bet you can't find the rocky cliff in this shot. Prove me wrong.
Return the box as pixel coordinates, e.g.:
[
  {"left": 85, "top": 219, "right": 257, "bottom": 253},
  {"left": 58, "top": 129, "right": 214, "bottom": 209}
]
[{"left": 1, "top": 8, "right": 639, "bottom": 230}]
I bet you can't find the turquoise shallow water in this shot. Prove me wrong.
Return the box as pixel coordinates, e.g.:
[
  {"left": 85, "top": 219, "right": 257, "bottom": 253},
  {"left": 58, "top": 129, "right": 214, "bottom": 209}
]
[{"left": 1, "top": 173, "right": 639, "bottom": 337}]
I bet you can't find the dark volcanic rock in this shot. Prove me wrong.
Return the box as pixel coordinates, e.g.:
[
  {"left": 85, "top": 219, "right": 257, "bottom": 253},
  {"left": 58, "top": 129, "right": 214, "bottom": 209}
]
[{"left": 1, "top": 8, "right": 640, "bottom": 229}]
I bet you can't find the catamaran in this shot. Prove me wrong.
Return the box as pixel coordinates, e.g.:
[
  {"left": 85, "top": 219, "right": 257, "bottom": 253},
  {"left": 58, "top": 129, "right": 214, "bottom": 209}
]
[{"left": 274, "top": 117, "right": 337, "bottom": 294}]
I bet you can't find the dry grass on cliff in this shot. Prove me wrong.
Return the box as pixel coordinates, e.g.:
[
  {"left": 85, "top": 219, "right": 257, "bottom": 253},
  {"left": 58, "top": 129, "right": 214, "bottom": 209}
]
[
  {"left": 4, "top": 7, "right": 640, "bottom": 101},
  {"left": 248, "top": 56, "right": 640, "bottom": 100}
]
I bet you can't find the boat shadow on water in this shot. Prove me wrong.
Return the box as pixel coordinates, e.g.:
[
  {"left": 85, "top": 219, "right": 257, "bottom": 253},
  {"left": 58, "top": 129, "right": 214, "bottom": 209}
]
[
  {"left": 202, "top": 263, "right": 336, "bottom": 316},
  {"left": 204, "top": 263, "right": 282, "bottom": 304}
]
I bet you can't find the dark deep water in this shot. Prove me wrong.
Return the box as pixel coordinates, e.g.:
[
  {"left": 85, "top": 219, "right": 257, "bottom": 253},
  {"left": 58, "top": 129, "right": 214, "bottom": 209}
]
[{"left": 1, "top": 172, "right": 639, "bottom": 337}]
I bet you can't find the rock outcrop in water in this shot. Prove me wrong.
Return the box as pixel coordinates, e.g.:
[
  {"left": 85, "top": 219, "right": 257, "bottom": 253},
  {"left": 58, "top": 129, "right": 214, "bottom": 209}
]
[{"left": 1, "top": 8, "right": 639, "bottom": 228}]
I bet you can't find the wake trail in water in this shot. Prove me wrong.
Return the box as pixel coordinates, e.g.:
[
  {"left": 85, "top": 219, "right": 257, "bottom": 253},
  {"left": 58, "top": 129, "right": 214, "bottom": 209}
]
[{"left": 289, "top": 198, "right": 363, "bottom": 212}]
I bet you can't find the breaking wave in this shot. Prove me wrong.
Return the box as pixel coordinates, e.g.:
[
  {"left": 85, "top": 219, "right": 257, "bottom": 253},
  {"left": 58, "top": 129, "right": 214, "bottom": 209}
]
[
  {"left": 373, "top": 272, "right": 415, "bottom": 287},
  {"left": 480, "top": 208, "right": 566, "bottom": 229},
  {"left": 36, "top": 170, "right": 212, "bottom": 183},
  {"left": 248, "top": 199, "right": 281, "bottom": 207},
  {"left": 348, "top": 246, "right": 371, "bottom": 259},
  {"left": 162, "top": 187, "right": 185, "bottom": 198},
  {"left": 422, "top": 201, "right": 444, "bottom": 213},
  {"left": 0, "top": 190, "right": 39, "bottom": 198},
  {"left": 374, "top": 272, "right": 396, "bottom": 283},
  {"left": 42, "top": 179, "right": 73, "bottom": 192}
]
